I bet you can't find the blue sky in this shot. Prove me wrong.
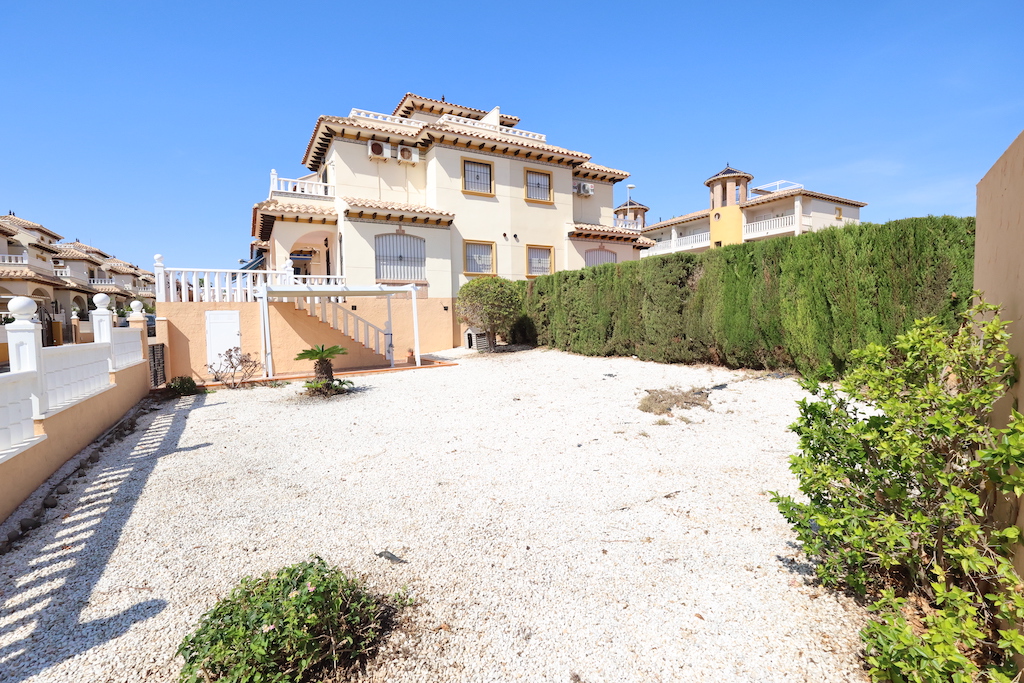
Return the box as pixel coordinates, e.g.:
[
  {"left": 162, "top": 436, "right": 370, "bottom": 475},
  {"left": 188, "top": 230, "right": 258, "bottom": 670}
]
[{"left": 2, "top": 0, "right": 1022, "bottom": 270}]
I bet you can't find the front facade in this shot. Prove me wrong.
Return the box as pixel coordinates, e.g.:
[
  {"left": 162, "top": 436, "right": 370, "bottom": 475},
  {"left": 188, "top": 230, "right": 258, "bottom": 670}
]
[
  {"left": 642, "top": 167, "right": 867, "bottom": 257},
  {"left": 252, "top": 93, "right": 650, "bottom": 308}
]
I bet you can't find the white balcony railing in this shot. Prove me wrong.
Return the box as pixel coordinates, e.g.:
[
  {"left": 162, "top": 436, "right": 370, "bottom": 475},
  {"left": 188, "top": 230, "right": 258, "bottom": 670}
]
[
  {"left": 349, "top": 109, "right": 427, "bottom": 129},
  {"left": 269, "top": 171, "right": 335, "bottom": 198},
  {"left": 155, "top": 266, "right": 347, "bottom": 304},
  {"left": 0, "top": 254, "right": 28, "bottom": 265},
  {"left": 89, "top": 278, "right": 116, "bottom": 285},
  {"left": 643, "top": 232, "right": 712, "bottom": 257},
  {"left": 612, "top": 218, "right": 641, "bottom": 231},
  {"left": 53, "top": 267, "right": 71, "bottom": 277},
  {"left": 743, "top": 214, "right": 796, "bottom": 239},
  {"left": 435, "top": 114, "right": 546, "bottom": 142}
]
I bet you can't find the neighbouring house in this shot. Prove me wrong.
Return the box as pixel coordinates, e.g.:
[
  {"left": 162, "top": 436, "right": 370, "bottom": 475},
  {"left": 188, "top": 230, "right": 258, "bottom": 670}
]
[
  {"left": 975, "top": 129, "right": 1024, "bottom": 431},
  {"left": 641, "top": 167, "right": 867, "bottom": 257},
  {"left": 153, "top": 93, "right": 648, "bottom": 380}
]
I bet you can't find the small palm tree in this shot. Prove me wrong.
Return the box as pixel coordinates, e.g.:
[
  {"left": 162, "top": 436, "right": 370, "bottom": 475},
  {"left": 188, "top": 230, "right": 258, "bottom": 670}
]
[{"left": 294, "top": 345, "right": 347, "bottom": 383}]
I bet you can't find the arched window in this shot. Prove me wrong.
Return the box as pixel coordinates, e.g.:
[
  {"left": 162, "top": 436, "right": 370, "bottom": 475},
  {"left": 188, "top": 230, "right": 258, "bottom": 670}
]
[
  {"left": 375, "top": 233, "right": 426, "bottom": 281},
  {"left": 585, "top": 249, "right": 617, "bottom": 267}
]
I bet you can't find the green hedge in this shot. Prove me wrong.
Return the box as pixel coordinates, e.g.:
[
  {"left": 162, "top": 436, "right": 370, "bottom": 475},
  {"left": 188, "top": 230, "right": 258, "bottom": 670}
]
[{"left": 519, "top": 216, "right": 975, "bottom": 375}]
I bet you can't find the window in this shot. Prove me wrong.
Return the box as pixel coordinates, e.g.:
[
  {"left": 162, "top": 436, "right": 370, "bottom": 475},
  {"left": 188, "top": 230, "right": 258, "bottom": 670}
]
[
  {"left": 835, "top": 206, "right": 843, "bottom": 220},
  {"left": 464, "top": 240, "right": 495, "bottom": 274},
  {"left": 462, "top": 159, "right": 493, "bottom": 195},
  {"left": 375, "top": 233, "right": 426, "bottom": 282},
  {"left": 527, "top": 246, "right": 553, "bottom": 276},
  {"left": 525, "top": 169, "right": 552, "bottom": 202},
  {"left": 585, "top": 249, "right": 617, "bottom": 267}
]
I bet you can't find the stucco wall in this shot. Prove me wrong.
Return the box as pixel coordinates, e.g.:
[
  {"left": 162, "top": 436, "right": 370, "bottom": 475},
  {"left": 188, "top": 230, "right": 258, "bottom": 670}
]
[
  {"left": 976, "top": 130, "right": 1024, "bottom": 429},
  {"left": 565, "top": 240, "right": 638, "bottom": 270},
  {"left": 156, "top": 297, "right": 456, "bottom": 380},
  {"left": 0, "top": 361, "right": 151, "bottom": 523},
  {"left": 710, "top": 205, "right": 744, "bottom": 246}
]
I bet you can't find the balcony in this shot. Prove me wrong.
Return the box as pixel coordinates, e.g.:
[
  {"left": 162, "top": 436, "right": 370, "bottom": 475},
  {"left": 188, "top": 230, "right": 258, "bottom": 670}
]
[
  {"left": 743, "top": 214, "right": 796, "bottom": 240},
  {"left": 53, "top": 267, "right": 70, "bottom": 277},
  {"left": 269, "top": 171, "right": 335, "bottom": 200},
  {"left": 0, "top": 254, "right": 28, "bottom": 265},
  {"left": 612, "top": 217, "right": 641, "bottom": 231},
  {"left": 89, "top": 278, "right": 116, "bottom": 285},
  {"left": 642, "top": 232, "right": 711, "bottom": 257},
  {"left": 434, "top": 113, "right": 546, "bottom": 142}
]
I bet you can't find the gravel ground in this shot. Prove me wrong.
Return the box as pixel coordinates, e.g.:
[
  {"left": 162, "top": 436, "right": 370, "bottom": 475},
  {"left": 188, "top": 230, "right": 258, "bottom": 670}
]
[{"left": 0, "top": 347, "right": 870, "bottom": 682}]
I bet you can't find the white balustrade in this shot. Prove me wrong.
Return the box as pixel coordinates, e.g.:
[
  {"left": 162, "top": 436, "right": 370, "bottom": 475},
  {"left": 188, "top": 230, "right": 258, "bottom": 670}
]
[
  {"left": 435, "top": 114, "right": 546, "bottom": 142},
  {"left": 89, "top": 278, "right": 116, "bottom": 285},
  {"left": 643, "top": 232, "right": 712, "bottom": 257},
  {"left": 269, "top": 172, "right": 335, "bottom": 198},
  {"left": 613, "top": 218, "right": 641, "bottom": 231},
  {"left": 743, "top": 213, "right": 796, "bottom": 239},
  {"left": 0, "top": 254, "right": 28, "bottom": 265},
  {"left": 0, "top": 371, "right": 36, "bottom": 454},
  {"left": 348, "top": 109, "right": 426, "bottom": 128},
  {"left": 111, "top": 328, "right": 144, "bottom": 369},
  {"left": 40, "top": 342, "right": 111, "bottom": 412},
  {"left": 53, "top": 267, "right": 71, "bottom": 277}
]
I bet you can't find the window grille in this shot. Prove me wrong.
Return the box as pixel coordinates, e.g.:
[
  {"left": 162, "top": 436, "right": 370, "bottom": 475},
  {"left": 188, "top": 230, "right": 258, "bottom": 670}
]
[
  {"left": 585, "top": 249, "right": 616, "bottom": 267},
  {"left": 375, "top": 233, "right": 426, "bottom": 281},
  {"left": 528, "top": 246, "right": 552, "bottom": 275},
  {"left": 526, "top": 171, "right": 551, "bottom": 201},
  {"left": 463, "top": 160, "right": 492, "bottom": 193},
  {"left": 465, "top": 242, "right": 493, "bottom": 273}
]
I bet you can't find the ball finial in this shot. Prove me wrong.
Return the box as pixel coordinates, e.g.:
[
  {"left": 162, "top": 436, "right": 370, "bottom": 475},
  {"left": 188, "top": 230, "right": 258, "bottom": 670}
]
[
  {"left": 9, "top": 296, "right": 37, "bottom": 319},
  {"left": 93, "top": 293, "right": 111, "bottom": 308},
  {"left": 130, "top": 300, "right": 144, "bottom": 313}
]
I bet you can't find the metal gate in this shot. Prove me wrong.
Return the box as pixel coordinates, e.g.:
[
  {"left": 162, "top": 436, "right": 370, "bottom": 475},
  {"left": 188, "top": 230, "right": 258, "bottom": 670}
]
[{"left": 149, "top": 343, "right": 166, "bottom": 387}]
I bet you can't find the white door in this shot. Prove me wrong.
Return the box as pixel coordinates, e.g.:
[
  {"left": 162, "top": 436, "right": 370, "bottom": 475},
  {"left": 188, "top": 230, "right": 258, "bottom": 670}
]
[{"left": 206, "top": 310, "right": 241, "bottom": 367}]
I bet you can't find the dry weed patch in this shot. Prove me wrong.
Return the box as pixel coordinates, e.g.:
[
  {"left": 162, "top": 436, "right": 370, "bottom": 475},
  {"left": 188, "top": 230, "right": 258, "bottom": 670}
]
[{"left": 638, "top": 387, "right": 712, "bottom": 416}]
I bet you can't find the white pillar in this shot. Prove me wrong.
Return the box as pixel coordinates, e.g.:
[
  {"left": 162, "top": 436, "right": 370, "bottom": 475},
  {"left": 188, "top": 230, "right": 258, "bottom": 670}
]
[
  {"left": 410, "top": 286, "right": 421, "bottom": 367},
  {"left": 270, "top": 168, "right": 278, "bottom": 196},
  {"left": 386, "top": 294, "right": 394, "bottom": 368},
  {"left": 7, "top": 296, "right": 48, "bottom": 418},
  {"left": 153, "top": 254, "right": 166, "bottom": 302},
  {"left": 794, "top": 196, "right": 803, "bottom": 235},
  {"left": 259, "top": 289, "right": 273, "bottom": 378},
  {"left": 92, "top": 293, "right": 115, "bottom": 371}
]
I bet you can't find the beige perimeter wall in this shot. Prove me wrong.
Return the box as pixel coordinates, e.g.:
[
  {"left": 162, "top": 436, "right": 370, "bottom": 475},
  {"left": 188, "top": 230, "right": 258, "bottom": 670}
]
[
  {"left": 0, "top": 361, "right": 151, "bottom": 523},
  {"left": 976, "top": 129, "right": 1024, "bottom": 429}
]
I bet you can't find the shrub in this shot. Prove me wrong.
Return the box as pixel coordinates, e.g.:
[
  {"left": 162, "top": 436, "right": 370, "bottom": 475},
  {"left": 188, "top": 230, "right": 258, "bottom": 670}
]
[
  {"left": 456, "top": 276, "right": 523, "bottom": 351},
  {"left": 167, "top": 376, "right": 199, "bottom": 396},
  {"left": 519, "top": 216, "right": 975, "bottom": 373},
  {"left": 207, "top": 347, "right": 262, "bottom": 388},
  {"left": 294, "top": 345, "right": 347, "bottom": 384},
  {"left": 177, "top": 556, "right": 383, "bottom": 683},
  {"left": 303, "top": 378, "right": 354, "bottom": 398},
  {"left": 773, "top": 297, "right": 1024, "bottom": 681}
]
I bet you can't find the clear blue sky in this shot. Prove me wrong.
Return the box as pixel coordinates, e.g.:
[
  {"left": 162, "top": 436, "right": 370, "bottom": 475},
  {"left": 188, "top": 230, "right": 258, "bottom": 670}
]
[{"left": 2, "top": 1, "right": 1022, "bottom": 270}]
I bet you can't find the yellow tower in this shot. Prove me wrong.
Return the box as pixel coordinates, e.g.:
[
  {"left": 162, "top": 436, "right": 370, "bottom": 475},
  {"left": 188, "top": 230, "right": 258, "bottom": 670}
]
[{"left": 704, "top": 166, "right": 753, "bottom": 247}]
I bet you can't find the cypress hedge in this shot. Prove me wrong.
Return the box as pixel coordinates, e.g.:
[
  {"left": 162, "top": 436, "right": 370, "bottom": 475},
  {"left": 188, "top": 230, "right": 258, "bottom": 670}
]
[{"left": 518, "top": 216, "right": 975, "bottom": 376}]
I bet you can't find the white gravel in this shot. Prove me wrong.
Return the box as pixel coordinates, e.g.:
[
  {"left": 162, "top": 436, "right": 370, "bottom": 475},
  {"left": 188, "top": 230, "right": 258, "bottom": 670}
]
[{"left": 0, "top": 347, "right": 870, "bottom": 682}]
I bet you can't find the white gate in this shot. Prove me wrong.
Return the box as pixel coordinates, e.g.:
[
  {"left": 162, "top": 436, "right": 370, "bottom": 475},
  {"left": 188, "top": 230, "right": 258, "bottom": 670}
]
[{"left": 205, "top": 310, "right": 241, "bottom": 367}]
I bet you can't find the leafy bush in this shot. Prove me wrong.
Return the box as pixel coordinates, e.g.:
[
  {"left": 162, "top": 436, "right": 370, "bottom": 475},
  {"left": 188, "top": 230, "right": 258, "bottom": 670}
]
[
  {"left": 207, "top": 347, "right": 262, "bottom": 388},
  {"left": 519, "top": 216, "right": 974, "bottom": 373},
  {"left": 177, "top": 556, "right": 383, "bottom": 683},
  {"left": 303, "top": 378, "right": 354, "bottom": 397},
  {"left": 456, "top": 276, "right": 523, "bottom": 351},
  {"left": 773, "top": 297, "right": 1024, "bottom": 682},
  {"left": 167, "top": 376, "right": 200, "bottom": 396},
  {"left": 294, "top": 344, "right": 347, "bottom": 384}
]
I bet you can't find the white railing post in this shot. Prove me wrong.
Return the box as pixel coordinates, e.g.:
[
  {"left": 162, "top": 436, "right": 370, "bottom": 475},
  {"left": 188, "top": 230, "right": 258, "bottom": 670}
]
[
  {"left": 154, "top": 254, "right": 166, "bottom": 302},
  {"left": 7, "top": 296, "right": 48, "bottom": 418},
  {"left": 92, "top": 293, "right": 115, "bottom": 371},
  {"left": 270, "top": 168, "right": 278, "bottom": 196}
]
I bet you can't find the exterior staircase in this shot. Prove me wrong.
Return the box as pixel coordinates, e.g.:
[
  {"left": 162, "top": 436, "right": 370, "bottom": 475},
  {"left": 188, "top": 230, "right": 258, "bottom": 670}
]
[{"left": 291, "top": 295, "right": 392, "bottom": 367}]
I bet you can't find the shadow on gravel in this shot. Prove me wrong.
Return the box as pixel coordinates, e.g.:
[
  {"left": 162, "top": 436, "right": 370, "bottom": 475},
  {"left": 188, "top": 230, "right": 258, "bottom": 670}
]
[{"left": 0, "top": 393, "right": 207, "bottom": 681}]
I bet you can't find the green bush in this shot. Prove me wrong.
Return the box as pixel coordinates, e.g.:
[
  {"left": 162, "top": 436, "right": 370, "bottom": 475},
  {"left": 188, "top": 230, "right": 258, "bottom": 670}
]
[
  {"left": 178, "top": 556, "right": 383, "bottom": 683},
  {"left": 167, "top": 376, "right": 199, "bottom": 396},
  {"left": 520, "top": 216, "right": 975, "bottom": 373},
  {"left": 773, "top": 298, "right": 1024, "bottom": 682},
  {"left": 456, "top": 276, "right": 523, "bottom": 350},
  {"left": 303, "top": 378, "right": 354, "bottom": 397}
]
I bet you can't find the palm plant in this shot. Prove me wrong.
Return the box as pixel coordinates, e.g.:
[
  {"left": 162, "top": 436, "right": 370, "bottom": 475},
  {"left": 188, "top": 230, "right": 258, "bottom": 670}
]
[{"left": 294, "top": 345, "right": 347, "bottom": 383}]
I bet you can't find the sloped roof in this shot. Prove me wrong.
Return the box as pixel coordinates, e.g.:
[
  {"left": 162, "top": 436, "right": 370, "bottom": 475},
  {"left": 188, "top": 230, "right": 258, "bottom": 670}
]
[
  {"left": 704, "top": 166, "right": 753, "bottom": 186},
  {"left": 60, "top": 241, "right": 111, "bottom": 259},
  {"left": 341, "top": 197, "right": 454, "bottom": 218},
  {"left": 0, "top": 215, "right": 64, "bottom": 240},
  {"left": 616, "top": 199, "right": 649, "bottom": 211},
  {"left": 0, "top": 266, "right": 67, "bottom": 287},
  {"left": 574, "top": 161, "right": 630, "bottom": 181},
  {"left": 392, "top": 93, "right": 520, "bottom": 127},
  {"left": 102, "top": 258, "right": 141, "bottom": 275},
  {"left": 741, "top": 187, "right": 867, "bottom": 208},
  {"left": 643, "top": 209, "right": 712, "bottom": 232},
  {"left": 55, "top": 246, "right": 104, "bottom": 264},
  {"left": 568, "top": 223, "right": 655, "bottom": 247},
  {"left": 251, "top": 199, "right": 339, "bottom": 241}
]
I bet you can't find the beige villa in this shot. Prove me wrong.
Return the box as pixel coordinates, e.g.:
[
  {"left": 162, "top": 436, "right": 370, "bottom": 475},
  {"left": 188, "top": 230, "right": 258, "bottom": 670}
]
[
  {"left": 152, "top": 93, "right": 650, "bottom": 379},
  {"left": 642, "top": 167, "right": 867, "bottom": 257}
]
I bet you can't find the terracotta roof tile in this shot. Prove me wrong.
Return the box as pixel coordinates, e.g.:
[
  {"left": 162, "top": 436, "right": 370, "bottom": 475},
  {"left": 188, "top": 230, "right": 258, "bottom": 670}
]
[
  {"left": 0, "top": 222, "right": 17, "bottom": 237},
  {"left": 575, "top": 162, "right": 630, "bottom": 179},
  {"left": 741, "top": 187, "right": 867, "bottom": 208},
  {"left": 30, "top": 241, "right": 60, "bottom": 254},
  {"left": 568, "top": 223, "right": 654, "bottom": 246},
  {"left": 55, "top": 246, "right": 104, "bottom": 264},
  {"left": 341, "top": 197, "right": 454, "bottom": 217},
  {"left": 643, "top": 209, "right": 712, "bottom": 232},
  {"left": 391, "top": 93, "right": 520, "bottom": 126},
  {"left": 0, "top": 266, "right": 67, "bottom": 287},
  {"left": 60, "top": 241, "right": 111, "bottom": 259},
  {"left": 616, "top": 199, "right": 649, "bottom": 210},
  {"left": 425, "top": 121, "right": 590, "bottom": 160},
  {"left": 252, "top": 199, "right": 339, "bottom": 217},
  {"left": 704, "top": 166, "right": 753, "bottom": 185},
  {"left": 0, "top": 215, "right": 64, "bottom": 240}
]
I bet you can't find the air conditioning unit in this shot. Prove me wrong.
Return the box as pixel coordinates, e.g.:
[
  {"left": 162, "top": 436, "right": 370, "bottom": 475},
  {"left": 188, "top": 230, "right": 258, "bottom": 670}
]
[
  {"left": 367, "top": 140, "right": 392, "bottom": 160},
  {"left": 574, "top": 181, "right": 595, "bottom": 196},
  {"left": 396, "top": 145, "right": 419, "bottom": 164}
]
